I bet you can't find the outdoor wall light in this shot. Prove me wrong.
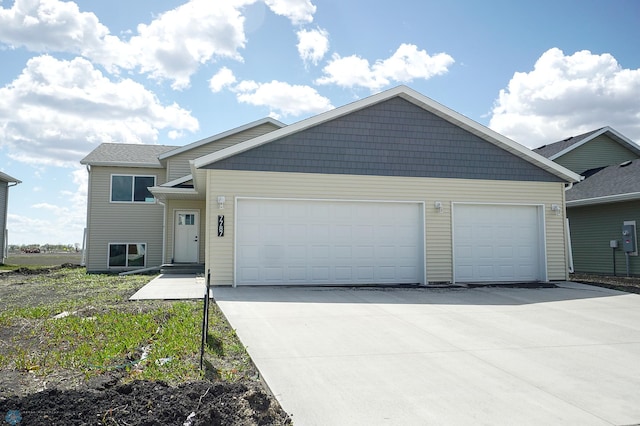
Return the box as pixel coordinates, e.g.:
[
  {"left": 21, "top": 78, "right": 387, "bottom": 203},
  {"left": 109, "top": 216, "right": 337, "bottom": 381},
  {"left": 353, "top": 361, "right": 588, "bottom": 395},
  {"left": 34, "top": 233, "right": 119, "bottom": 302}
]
[
  {"left": 434, "top": 201, "right": 443, "bottom": 213},
  {"left": 551, "top": 204, "right": 561, "bottom": 216},
  {"left": 217, "top": 195, "right": 226, "bottom": 209}
]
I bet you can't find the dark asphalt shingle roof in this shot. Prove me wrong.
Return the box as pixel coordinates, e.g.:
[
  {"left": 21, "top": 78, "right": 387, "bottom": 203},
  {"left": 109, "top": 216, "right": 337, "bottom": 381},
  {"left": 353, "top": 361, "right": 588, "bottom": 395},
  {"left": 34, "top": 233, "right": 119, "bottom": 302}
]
[
  {"left": 566, "top": 159, "right": 640, "bottom": 201},
  {"left": 534, "top": 128, "right": 604, "bottom": 159},
  {"left": 80, "top": 143, "right": 178, "bottom": 167}
]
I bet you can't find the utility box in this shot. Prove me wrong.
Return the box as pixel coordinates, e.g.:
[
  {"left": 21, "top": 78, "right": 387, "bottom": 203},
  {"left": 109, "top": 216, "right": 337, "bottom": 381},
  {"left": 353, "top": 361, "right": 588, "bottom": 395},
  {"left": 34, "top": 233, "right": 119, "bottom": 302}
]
[
  {"left": 610, "top": 240, "right": 619, "bottom": 249},
  {"left": 622, "top": 224, "right": 636, "bottom": 253}
]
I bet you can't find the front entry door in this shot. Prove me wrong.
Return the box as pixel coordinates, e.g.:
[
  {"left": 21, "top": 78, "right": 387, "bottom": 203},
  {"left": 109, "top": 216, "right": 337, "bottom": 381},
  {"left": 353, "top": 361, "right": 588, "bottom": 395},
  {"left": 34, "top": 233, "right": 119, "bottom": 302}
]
[{"left": 174, "top": 210, "right": 199, "bottom": 263}]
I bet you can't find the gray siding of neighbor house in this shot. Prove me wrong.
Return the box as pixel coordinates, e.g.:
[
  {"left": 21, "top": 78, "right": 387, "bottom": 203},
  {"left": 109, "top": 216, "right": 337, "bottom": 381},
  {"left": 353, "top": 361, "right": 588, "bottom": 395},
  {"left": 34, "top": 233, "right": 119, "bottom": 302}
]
[
  {"left": 204, "top": 97, "right": 563, "bottom": 183},
  {"left": 85, "top": 166, "right": 165, "bottom": 272},
  {"left": 556, "top": 135, "right": 640, "bottom": 174},
  {"left": 567, "top": 200, "right": 640, "bottom": 276},
  {"left": 166, "top": 122, "right": 282, "bottom": 181},
  {"left": 0, "top": 182, "right": 7, "bottom": 263}
]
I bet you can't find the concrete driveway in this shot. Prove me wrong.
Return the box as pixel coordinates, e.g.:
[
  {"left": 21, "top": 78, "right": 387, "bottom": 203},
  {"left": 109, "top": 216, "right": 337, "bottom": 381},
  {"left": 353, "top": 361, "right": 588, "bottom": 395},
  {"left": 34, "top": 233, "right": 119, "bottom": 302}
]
[{"left": 213, "top": 282, "right": 640, "bottom": 426}]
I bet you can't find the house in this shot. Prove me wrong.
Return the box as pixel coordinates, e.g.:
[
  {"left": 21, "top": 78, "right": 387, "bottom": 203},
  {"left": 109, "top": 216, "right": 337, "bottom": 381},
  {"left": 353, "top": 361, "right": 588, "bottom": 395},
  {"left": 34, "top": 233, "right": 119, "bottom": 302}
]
[
  {"left": 81, "top": 85, "right": 580, "bottom": 284},
  {"left": 535, "top": 127, "right": 640, "bottom": 276},
  {"left": 0, "top": 171, "right": 21, "bottom": 265}
]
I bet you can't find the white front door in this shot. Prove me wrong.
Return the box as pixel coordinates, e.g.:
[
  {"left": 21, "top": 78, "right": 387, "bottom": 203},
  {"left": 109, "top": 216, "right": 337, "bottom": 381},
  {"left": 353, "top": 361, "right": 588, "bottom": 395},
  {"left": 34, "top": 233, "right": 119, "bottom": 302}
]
[{"left": 174, "top": 210, "right": 199, "bottom": 263}]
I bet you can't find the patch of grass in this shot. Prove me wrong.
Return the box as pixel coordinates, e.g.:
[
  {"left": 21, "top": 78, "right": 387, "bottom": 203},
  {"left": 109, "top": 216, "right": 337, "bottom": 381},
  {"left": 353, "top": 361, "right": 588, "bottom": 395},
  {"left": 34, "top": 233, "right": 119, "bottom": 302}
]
[{"left": 0, "top": 267, "right": 254, "bottom": 388}]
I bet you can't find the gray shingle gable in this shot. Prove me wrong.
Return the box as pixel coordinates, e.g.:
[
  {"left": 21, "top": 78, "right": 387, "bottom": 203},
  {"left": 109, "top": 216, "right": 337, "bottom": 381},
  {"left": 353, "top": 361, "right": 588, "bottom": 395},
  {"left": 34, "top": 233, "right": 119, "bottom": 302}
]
[{"left": 204, "top": 97, "right": 562, "bottom": 182}]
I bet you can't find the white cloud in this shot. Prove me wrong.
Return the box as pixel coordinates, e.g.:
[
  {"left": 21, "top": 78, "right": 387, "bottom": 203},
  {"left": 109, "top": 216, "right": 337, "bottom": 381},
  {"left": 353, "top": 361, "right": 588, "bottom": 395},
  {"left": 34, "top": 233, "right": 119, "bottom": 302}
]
[
  {"left": 234, "top": 80, "right": 333, "bottom": 117},
  {"left": 209, "top": 67, "right": 237, "bottom": 92},
  {"left": 127, "top": 0, "right": 251, "bottom": 89},
  {"left": 490, "top": 48, "right": 640, "bottom": 147},
  {"left": 0, "top": 0, "right": 109, "bottom": 53},
  {"left": 296, "top": 27, "right": 329, "bottom": 66},
  {"left": 316, "top": 43, "right": 455, "bottom": 91},
  {"left": 263, "top": 0, "right": 316, "bottom": 25},
  {"left": 0, "top": 55, "right": 199, "bottom": 167}
]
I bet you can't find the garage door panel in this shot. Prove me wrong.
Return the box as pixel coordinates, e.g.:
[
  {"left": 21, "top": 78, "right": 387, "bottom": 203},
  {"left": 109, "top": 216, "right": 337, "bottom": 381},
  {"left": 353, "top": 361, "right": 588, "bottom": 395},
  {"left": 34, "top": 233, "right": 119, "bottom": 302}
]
[{"left": 454, "top": 204, "right": 543, "bottom": 282}]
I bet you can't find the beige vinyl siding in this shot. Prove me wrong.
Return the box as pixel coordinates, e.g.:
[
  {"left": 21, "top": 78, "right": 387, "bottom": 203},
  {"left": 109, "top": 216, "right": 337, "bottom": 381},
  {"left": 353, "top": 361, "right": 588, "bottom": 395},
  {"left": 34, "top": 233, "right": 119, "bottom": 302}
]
[
  {"left": 556, "top": 135, "right": 640, "bottom": 174},
  {"left": 205, "top": 170, "right": 568, "bottom": 284},
  {"left": 0, "top": 182, "right": 7, "bottom": 262},
  {"left": 85, "top": 166, "right": 166, "bottom": 272},
  {"left": 164, "top": 199, "right": 206, "bottom": 263},
  {"left": 567, "top": 200, "right": 640, "bottom": 275},
  {"left": 166, "top": 123, "right": 281, "bottom": 181}
]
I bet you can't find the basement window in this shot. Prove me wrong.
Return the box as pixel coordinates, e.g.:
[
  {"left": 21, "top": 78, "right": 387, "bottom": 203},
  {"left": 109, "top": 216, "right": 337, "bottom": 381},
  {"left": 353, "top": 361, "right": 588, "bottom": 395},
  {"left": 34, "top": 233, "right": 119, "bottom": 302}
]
[{"left": 108, "top": 243, "right": 146, "bottom": 268}]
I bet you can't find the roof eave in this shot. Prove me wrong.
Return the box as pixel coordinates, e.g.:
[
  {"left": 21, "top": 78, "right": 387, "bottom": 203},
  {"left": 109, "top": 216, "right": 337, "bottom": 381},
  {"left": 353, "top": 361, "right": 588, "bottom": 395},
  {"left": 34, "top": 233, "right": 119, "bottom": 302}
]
[
  {"left": 159, "top": 117, "right": 287, "bottom": 161},
  {"left": 80, "top": 161, "right": 164, "bottom": 168},
  {"left": 567, "top": 192, "right": 640, "bottom": 207}
]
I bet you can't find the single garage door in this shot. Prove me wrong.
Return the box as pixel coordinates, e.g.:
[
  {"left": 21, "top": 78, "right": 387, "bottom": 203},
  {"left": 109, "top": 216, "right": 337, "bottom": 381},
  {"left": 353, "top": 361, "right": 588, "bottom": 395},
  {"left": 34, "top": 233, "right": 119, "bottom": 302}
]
[
  {"left": 453, "top": 204, "right": 545, "bottom": 282},
  {"left": 236, "top": 198, "right": 424, "bottom": 285}
]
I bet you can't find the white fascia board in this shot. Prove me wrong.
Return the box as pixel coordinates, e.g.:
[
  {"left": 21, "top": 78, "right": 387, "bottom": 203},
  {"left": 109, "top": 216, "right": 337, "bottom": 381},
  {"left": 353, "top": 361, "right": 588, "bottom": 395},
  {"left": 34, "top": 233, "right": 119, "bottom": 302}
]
[
  {"left": 159, "top": 118, "right": 286, "bottom": 160},
  {"left": 192, "top": 85, "right": 582, "bottom": 183},
  {"left": 161, "top": 174, "right": 193, "bottom": 187},
  {"left": 549, "top": 127, "right": 640, "bottom": 161},
  {"left": 78, "top": 161, "right": 163, "bottom": 169},
  {"left": 567, "top": 192, "right": 640, "bottom": 207}
]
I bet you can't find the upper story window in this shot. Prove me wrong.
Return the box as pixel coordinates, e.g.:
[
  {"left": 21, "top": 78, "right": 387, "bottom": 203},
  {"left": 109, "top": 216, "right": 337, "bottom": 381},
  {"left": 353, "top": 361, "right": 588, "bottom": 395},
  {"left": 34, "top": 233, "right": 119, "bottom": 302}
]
[{"left": 111, "top": 175, "right": 156, "bottom": 203}]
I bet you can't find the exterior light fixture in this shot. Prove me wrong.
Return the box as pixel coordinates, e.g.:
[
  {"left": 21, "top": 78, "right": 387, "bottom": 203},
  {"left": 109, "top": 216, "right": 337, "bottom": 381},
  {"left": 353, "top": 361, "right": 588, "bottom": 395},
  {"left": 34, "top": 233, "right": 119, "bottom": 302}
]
[
  {"left": 551, "top": 204, "right": 561, "bottom": 216},
  {"left": 217, "top": 195, "right": 226, "bottom": 209},
  {"left": 434, "top": 201, "right": 443, "bottom": 213}
]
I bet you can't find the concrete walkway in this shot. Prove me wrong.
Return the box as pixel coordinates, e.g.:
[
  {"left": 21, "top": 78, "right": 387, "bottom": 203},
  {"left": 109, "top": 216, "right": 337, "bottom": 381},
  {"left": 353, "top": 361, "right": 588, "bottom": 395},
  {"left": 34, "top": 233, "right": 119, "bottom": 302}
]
[
  {"left": 129, "top": 274, "right": 206, "bottom": 300},
  {"left": 213, "top": 282, "right": 640, "bottom": 426}
]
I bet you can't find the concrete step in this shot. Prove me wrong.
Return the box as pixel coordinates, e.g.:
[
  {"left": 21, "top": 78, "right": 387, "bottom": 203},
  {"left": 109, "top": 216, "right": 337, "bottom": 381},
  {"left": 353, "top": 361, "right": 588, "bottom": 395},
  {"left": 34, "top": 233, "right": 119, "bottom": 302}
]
[{"left": 160, "top": 263, "right": 205, "bottom": 275}]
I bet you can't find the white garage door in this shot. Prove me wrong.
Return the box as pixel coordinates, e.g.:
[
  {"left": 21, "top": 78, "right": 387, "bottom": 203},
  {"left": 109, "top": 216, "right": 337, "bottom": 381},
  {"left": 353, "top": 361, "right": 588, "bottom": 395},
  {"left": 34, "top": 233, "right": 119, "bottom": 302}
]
[
  {"left": 453, "top": 204, "right": 545, "bottom": 282},
  {"left": 236, "top": 199, "right": 424, "bottom": 285}
]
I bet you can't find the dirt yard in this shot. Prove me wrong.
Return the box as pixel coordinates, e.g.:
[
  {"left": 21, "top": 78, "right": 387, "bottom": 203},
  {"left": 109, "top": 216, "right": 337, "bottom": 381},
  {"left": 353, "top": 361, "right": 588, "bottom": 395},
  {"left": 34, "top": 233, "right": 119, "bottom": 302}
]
[{"left": 0, "top": 266, "right": 291, "bottom": 425}]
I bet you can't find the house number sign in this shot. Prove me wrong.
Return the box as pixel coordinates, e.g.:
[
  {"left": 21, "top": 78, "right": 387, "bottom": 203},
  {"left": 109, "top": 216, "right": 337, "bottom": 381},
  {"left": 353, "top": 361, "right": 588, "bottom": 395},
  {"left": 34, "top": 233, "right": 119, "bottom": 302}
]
[{"left": 218, "top": 215, "right": 224, "bottom": 237}]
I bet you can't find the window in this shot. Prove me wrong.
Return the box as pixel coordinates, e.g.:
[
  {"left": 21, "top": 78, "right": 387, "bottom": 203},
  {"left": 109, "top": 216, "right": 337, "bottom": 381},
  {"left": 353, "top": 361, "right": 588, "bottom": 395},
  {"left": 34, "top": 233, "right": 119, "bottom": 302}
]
[
  {"left": 111, "top": 175, "right": 156, "bottom": 203},
  {"left": 108, "top": 243, "right": 146, "bottom": 268},
  {"left": 178, "top": 213, "right": 195, "bottom": 225}
]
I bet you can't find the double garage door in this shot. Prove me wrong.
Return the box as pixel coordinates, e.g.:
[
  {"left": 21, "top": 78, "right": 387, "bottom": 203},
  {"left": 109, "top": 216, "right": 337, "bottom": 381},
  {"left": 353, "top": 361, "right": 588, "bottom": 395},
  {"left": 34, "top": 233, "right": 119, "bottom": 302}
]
[{"left": 236, "top": 199, "right": 424, "bottom": 285}]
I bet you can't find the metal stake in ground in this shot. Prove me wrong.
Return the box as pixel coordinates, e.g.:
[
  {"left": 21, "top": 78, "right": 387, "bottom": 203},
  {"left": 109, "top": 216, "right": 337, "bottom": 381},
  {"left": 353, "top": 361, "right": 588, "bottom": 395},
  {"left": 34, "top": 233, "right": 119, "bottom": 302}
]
[{"left": 200, "top": 269, "right": 211, "bottom": 370}]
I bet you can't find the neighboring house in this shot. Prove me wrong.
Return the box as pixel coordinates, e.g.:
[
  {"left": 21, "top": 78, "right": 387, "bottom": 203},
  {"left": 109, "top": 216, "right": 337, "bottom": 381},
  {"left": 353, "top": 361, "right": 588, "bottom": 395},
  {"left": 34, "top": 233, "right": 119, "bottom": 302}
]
[
  {"left": 534, "top": 127, "right": 640, "bottom": 275},
  {"left": 81, "top": 85, "right": 580, "bottom": 284},
  {"left": 0, "top": 171, "right": 21, "bottom": 265}
]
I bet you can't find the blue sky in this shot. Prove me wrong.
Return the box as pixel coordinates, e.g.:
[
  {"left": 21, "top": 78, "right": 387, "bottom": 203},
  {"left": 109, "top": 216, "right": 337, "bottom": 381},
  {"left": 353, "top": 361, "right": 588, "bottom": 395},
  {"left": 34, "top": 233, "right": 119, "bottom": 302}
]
[{"left": 1, "top": 0, "right": 639, "bottom": 245}]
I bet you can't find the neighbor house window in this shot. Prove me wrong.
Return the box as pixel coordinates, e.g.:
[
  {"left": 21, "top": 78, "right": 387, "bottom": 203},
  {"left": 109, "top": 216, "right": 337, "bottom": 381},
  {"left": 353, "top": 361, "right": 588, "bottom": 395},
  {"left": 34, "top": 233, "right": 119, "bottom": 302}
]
[
  {"left": 108, "top": 243, "right": 146, "bottom": 268},
  {"left": 111, "top": 175, "right": 156, "bottom": 203}
]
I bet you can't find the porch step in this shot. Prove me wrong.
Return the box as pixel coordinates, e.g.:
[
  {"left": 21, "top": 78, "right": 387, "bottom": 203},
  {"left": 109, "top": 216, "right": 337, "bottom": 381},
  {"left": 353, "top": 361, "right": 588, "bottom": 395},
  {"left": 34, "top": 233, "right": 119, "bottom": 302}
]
[{"left": 160, "top": 263, "right": 205, "bottom": 275}]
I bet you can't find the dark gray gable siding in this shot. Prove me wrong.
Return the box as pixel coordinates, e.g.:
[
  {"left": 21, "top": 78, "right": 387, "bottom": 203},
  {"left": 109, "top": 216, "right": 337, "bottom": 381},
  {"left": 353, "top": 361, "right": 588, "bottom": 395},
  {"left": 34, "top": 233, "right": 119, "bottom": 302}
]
[{"left": 204, "top": 97, "right": 562, "bottom": 182}]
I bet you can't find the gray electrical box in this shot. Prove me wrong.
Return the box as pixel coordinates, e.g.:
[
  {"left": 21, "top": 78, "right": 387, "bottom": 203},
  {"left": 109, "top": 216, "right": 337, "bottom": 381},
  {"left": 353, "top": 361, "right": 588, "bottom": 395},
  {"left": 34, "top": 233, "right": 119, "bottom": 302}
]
[
  {"left": 622, "top": 224, "right": 636, "bottom": 252},
  {"left": 610, "top": 240, "right": 619, "bottom": 249}
]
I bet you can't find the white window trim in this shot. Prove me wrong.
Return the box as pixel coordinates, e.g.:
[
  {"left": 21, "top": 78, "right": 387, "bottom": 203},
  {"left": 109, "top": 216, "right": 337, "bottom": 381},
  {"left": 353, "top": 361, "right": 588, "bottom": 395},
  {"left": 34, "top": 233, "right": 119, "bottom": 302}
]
[
  {"left": 110, "top": 174, "right": 157, "bottom": 203},
  {"left": 107, "top": 242, "right": 147, "bottom": 269}
]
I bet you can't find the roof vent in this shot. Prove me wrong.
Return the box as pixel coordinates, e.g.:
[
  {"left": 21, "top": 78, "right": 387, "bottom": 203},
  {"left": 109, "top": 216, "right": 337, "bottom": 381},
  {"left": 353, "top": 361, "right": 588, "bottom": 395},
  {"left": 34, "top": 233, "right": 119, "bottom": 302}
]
[
  {"left": 620, "top": 160, "right": 633, "bottom": 168},
  {"left": 562, "top": 136, "right": 573, "bottom": 142}
]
